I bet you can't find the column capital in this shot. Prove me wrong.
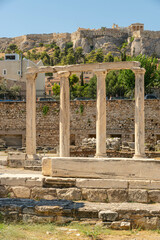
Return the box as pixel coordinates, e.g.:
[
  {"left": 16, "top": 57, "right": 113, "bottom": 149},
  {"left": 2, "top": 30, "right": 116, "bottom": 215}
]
[
  {"left": 132, "top": 67, "right": 146, "bottom": 75},
  {"left": 26, "top": 73, "right": 37, "bottom": 81},
  {"left": 58, "top": 71, "right": 71, "bottom": 78},
  {"left": 93, "top": 69, "right": 107, "bottom": 76}
]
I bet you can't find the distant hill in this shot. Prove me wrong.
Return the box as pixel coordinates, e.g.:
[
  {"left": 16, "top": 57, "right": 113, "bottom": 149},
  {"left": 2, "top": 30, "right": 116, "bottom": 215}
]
[{"left": 1, "top": 24, "right": 160, "bottom": 58}]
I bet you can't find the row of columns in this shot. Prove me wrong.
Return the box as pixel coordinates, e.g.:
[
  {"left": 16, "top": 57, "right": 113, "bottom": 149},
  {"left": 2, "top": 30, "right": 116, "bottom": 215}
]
[{"left": 26, "top": 68, "right": 146, "bottom": 159}]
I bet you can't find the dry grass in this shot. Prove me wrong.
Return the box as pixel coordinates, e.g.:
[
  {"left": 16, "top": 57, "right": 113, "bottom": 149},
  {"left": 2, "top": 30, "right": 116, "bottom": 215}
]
[{"left": 0, "top": 223, "right": 160, "bottom": 240}]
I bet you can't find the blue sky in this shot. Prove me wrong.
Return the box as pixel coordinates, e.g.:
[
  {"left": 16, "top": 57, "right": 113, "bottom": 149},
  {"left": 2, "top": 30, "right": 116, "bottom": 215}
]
[{"left": 0, "top": 0, "right": 160, "bottom": 38}]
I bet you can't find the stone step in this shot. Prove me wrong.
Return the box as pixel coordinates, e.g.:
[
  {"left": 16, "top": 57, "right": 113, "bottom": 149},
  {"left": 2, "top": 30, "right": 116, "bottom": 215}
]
[
  {"left": 0, "top": 159, "right": 7, "bottom": 166},
  {"left": 25, "top": 160, "right": 42, "bottom": 167},
  {"left": 2, "top": 172, "right": 160, "bottom": 204},
  {"left": 0, "top": 199, "right": 160, "bottom": 229},
  {"left": 24, "top": 166, "right": 42, "bottom": 171}
]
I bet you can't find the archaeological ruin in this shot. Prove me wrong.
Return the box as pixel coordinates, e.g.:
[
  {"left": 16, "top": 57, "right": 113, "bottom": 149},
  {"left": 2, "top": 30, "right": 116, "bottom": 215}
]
[
  {"left": 23, "top": 61, "right": 151, "bottom": 176},
  {"left": 0, "top": 61, "right": 160, "bottom": 229}
]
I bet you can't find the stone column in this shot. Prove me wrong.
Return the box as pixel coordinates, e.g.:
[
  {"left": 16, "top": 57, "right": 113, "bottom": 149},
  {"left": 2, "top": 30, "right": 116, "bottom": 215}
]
[
  {"left": 58, "top": 71, "right": 70, "bottom": 157},
  {"left": 133, "top": 68, "right": 146, "bottom": 159},
  {"left": 26, "top": 73, "right": 38, "bottom": 159},
  {"left": 94, "top": 70, "right": 107, "bottom": 158}
]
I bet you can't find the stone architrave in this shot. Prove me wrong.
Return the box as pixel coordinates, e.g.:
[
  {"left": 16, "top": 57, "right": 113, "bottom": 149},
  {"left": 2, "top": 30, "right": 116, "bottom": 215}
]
[
  {"left": 133, "top": 68, "right": 146, "bottom": 159},
  {"left": 58, "top": 71, "right": 70, "bottom": 157},
  {"left": 94, "top": 70, "right": 107, "bottom": 158},
  {"left": 26, "top": 73, "right": 37, "bottom": 159}
]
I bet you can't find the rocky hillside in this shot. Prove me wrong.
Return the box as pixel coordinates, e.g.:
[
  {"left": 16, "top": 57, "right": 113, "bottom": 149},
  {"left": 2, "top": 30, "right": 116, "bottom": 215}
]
[{"left": 0, "top": 26, "right": 160, "bottom": 57}]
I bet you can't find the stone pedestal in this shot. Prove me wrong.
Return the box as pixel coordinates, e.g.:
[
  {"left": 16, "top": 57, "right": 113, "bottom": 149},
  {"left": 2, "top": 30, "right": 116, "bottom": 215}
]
[
  {"left": 26, "top": 73, "right": 37, "bottom": 159},
  {"left": 42, "top": 157, "right": 157, "bottom": 180},
  {"left": 133, "top": 68, "right": 146, "bottom": 159},
  {"left": 95, "top": 70, "right": 107, "bottom": 158},
  {"left": 58, "top": 71, "right": 70, "bottom": 157}
]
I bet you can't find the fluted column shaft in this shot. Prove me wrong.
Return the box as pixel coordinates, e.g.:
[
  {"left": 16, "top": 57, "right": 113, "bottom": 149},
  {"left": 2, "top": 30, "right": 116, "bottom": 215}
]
[
  {"left": 26, "top": 73, "right": 37, "bottom": 157},
  {"left": 133, "top": 68, "right": 146, "bottom": 159},
  {"left": 59, "top": 71, "right": 70, "bottom": 157},
  {"left": 95, "top": 70, "right": 107, "bottom": 158}
]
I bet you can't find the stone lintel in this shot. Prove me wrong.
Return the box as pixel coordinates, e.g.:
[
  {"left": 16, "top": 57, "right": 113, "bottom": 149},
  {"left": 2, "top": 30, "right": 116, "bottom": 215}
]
[{"left": 27, "top": 61, "right": 141, "bottom": 74}]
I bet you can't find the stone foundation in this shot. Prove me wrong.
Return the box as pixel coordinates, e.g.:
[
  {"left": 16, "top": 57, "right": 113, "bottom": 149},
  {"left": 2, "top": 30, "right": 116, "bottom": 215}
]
[
  {"left": 1, "top": 174, "right": 160, "bottom": 204},
  {"left": 0, "top": 173, "right": 160, "bottom": 228}
]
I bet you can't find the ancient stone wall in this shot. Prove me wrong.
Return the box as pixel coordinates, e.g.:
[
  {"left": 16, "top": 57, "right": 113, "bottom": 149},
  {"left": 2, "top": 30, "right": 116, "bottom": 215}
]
[
  {"left": 71, "top": 28, "right": 129, "bottom": 53},
  {"left": 131, "top": 30, "right": 160, "bottom": 57},
  {"left": 78, "top": 28, "right": 129, "bottom": 38},
  {"left": 0, "top": 100, "right": 159, "bottom": 148}
]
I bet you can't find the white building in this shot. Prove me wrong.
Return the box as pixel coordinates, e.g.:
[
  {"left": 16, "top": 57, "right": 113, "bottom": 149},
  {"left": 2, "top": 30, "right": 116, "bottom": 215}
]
[{"left": 0, "top": 53, "right": 45, "bottom": 97}]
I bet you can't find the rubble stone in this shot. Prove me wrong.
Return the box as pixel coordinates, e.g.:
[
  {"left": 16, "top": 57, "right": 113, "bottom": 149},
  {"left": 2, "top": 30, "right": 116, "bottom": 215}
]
[{"left": 99, "top": 210, "right": 118, "bottom": 222}]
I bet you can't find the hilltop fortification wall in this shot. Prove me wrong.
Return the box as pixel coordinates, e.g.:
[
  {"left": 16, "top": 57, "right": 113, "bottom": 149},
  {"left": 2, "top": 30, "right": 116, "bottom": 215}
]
[
  {"left": 131, "top": 30, "right": 160, "bottom": 56},
  {"left": 71, "top": 28, "right": 129, "bottom": 53}
]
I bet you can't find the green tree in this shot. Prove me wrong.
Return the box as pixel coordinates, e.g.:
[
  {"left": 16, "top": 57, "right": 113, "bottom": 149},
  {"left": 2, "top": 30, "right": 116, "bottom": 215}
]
[
  {"left": 52, "top": 83, "right": 60, "bottom": 96},
  {"left": 8, "top": 44, "right": 18, "bottom": 52},
  {"left": 80, "top": 72, "right": 84, "bottom": 86},
  {"left": 53, "top": 47, "right": 61, "bottom": 65},
  {"left": 39, "top": 43, "right": 44, "bottom": 47},
  {"left": 69, "top": 74, "right": 79, "bottom": 89},
  {"left": 106, "top": 71, "right": 119, "bottom": 98},
  {"left": 86, "top": 49, "right": 104, "bottom": 63},
  {"left": 154, "top": 64, "right": 160, "bottom": 88},
  {"left": 86, "top": 75, "right": 97, "bottom": 99},
  {"left": 117, "top": 41, "right": 128, "bottom": 61},
  {"left": 64, "top": 42, "right": 73, "bottom": 55},
  {"left": 66, "top": 53, "right": 75, "bottom": 64},
  {"left": 104, "top": 52, "right": 114, "bottom": 62},
  {"left": 26, "top": 51, "right": 31, "bottom": 59},
  {"left": 95, "top": 49, "right": 104, "bottom": 62},
  {"left": 117, "top": 70, "right": 135, "bottom": 97},
  {"left": 86, "top": 50, "right": 96, "bottom": 63},
  {"left": 0, "top": 80, "right": 7, "bottom": 98},
  {"left": 127, "top": 54, "right": 158, "bottom": 93},
  {"left": 106, "top": 70, "right": 135, "bottom": 98},
  {"left": 50, "top": 41, "right": 56, "bottom": 48},
  {"left": 65, "top": 48, "right": 75, "bottom": 64},
  {"left": 9, "top": 84, "right": 21, "bottom": 99},
  {"left": 69, "top": 74, "right": 79, "bottom": 99},
  {"left": 41, "top": 52, "right": 50, "bottom": 65},
  {"left": 75, "top": 47, "right": 85, "bottom": 63}
]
